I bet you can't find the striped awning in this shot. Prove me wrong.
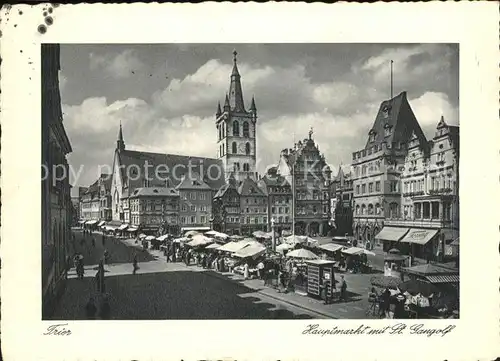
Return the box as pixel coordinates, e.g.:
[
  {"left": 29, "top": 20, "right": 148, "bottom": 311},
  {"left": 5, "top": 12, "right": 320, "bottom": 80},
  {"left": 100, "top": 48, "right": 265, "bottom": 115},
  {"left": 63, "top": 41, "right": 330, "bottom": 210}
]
[
  {"left": 118, "top": 224, "right": 129, "bottom": 230},
  {"left": 97, "top": 221, "right": 106, "bottom": 227},
  {"left": 400, "top": 228, "right": 439, "bottom": 245},
  {"left": 375, "top": 227, "right": 409, "bottom": 242},
  {"left": 425, "top": 274, "right": 460, "bottom": 284}
]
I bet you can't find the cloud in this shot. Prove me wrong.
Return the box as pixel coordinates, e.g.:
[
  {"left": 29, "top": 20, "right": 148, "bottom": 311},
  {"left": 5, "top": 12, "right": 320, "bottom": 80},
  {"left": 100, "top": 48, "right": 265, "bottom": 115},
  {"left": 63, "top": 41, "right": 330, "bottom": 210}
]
[
  {"left": 64, "top": 44, "right": 458, "bottom": 187},
  {"left": 89, "top": 49, "right": 145, "bottom": 79}
]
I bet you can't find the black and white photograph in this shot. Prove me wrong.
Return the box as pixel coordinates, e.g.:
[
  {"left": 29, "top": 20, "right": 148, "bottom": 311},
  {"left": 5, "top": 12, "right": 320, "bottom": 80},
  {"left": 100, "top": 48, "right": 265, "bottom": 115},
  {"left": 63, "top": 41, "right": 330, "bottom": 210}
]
[
  {"left": 2, "top": 3, "right": 499, "bottom": 361},
  {"left": 42, "top": 43, "right": 460, "bottom": 320}
]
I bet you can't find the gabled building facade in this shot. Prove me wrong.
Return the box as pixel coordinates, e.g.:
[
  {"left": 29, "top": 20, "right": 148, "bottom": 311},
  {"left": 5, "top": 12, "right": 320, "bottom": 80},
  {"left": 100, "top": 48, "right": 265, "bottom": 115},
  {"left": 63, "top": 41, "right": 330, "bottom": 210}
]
[
  {"left": 383, "top": 116, "right": 459, "bottom": 260},
  {"left": 238, "top": 176, "right": 268, "bottom": 234},
  {"left": 351, "top": 91, "right": 427, "bottom": 248},
  {"left": 213, "top": 175, "right": 241, "bottom": 235},
  {"left": 129, "top": 187, "right": 180, "bottom": 235},
  {"left": 277, "top": 130, "right": 332, "bottom": 236},
  {"left": 330, "top": 165, "right": 354, "bottom": 237},
  {"left": 177, "top": 173, "right": 213, "bottom": 230},
  {"left": 258, "top": 167, "right": 292, "bottom": 234}
]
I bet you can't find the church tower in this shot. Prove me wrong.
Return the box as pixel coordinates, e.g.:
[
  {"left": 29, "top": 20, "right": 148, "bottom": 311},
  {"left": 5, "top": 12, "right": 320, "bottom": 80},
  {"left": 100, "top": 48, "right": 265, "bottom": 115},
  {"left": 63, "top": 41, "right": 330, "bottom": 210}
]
[
  {"left": 117, "top": 122, "right": 125, "bottom": 152},
  {"left": 216, "top": 50, "right": 258, "bottom": 183}
]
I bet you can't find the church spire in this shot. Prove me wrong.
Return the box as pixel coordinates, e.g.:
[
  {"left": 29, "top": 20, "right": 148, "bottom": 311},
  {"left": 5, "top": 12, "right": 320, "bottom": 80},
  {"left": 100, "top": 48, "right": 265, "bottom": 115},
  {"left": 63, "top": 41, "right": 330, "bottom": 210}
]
[
  {"left": 228, "top": 49, "right": 245, "bottom": 112},
  {"left": 250, "top": 95, "right": 257, "bottom": 112},
  {"left": 216, "top": 101, "right": 222, "bottom": 117},
  {"left": 117, "top": 121, "right": 125, "bottom": 152},
  {"left": 223, "top": 93, "right": 230, "bottom": 111}
]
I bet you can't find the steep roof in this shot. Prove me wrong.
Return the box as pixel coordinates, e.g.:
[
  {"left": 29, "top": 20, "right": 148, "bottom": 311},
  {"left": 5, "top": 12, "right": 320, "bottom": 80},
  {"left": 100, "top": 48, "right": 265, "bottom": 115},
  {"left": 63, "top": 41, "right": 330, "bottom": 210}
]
[
  {"left": 214, "top": 180, "right": 239, "bottom": 199},
  {"left": 260, "top": 173, "right": 290, "bottom": 187},
  {"left": 228, "top": 50, "right": 246, "bottom": 113},
  {"left": 176, "top": 172, "right": 211, "bottom": 190},
  {"left": 365, "top": 91, "right": 427, "bottom": 150},
  {"left": 117, "top": 150, "right": 225, "bottom": 190},
  {"left": 238, "top": 177, "right": 266, "bottom": 197},
  {"left": 129, "top": 187, "right": 179, "bottom": 198}
]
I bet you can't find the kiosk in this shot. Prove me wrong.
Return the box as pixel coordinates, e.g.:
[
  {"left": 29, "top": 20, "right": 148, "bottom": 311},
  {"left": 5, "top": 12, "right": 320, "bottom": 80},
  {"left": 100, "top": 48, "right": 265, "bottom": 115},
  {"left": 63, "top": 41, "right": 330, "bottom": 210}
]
[{"left": 306, "top": 260, "right": 336, "bottom": 299}]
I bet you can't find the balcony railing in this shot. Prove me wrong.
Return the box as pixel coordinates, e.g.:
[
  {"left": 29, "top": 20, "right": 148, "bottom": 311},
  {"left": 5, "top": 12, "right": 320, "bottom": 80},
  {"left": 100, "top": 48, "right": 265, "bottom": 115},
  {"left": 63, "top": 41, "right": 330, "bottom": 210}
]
[
  {"left": 385, "top": 218, "right": 452, "bottom": 228},
  {"left": 403, "top": 191, "right": 425, "bottom": 197},
  {"left": 428, "top": 188, "right": 454, "bottom": 195}
]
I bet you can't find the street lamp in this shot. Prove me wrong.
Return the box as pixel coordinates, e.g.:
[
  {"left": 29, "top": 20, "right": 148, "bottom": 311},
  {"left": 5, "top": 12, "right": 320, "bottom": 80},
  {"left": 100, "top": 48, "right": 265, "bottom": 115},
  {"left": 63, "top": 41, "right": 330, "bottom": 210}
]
[{"left": 271, "top": 217, "right": 276, "bottom": 252}]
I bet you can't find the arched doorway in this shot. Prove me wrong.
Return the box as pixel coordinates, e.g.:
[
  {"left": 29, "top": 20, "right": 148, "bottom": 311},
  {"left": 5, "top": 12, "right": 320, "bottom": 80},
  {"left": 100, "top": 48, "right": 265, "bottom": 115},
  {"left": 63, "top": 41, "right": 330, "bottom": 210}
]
[
  {"left": 295, "top": 221, "right": 306, "bottom": 235},
  {"left": 310, "top": 222, "right": 320, "bottom": 236}
]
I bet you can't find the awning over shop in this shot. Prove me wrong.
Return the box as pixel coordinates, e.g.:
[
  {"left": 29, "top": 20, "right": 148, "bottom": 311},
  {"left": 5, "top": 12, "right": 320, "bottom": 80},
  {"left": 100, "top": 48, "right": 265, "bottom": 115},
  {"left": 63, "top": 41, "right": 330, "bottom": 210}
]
[
  {"left": 127, "top": 227, "right": 138, "bottom": 232},
  {"left": 206, "top": 243, "right": 222, "bottom": 250},
  {"left": 78, "top": 220, "right": 86, "bottom": 224},
  {"left": 97, "top": 221, "right": 106, "bottom": 227},
  {"left": 234, "top": 244, "right": 266, "bottom": 258},
  {"left": 85, "top": 220, "right": 97, "bottom": 225},
  {"left": 181, "top": 227, "right": 211, "bottom": 232},
  {"left": 318, "top": 243, "right": 344, "bottom": 253},
  {"left": 118, "top": 224, "right": 129, "bottom": 231},
  {"left": 400, "top": 228, "right": 439, "bottom": 245},
  {"left": 342, "top": 246, "right": 365, "bottom": 255},
  {"left": 375, "top": 227, "right": 409, "bottom": 242},
  {"left": 425, "top": 274, "right": 460, "bottom": 284}
]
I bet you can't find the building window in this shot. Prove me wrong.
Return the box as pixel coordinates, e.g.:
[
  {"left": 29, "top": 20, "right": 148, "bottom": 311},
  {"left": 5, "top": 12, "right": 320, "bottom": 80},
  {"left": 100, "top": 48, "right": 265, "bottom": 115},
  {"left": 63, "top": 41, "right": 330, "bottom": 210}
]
[
  {"left": 234, "top": 162, "right": 240, "bottom": 171},
  {"left": 375, "top": 181, "right": 381, "bottom": 192},
  {"left": 389, "top": 203, "right": 399, "bottom": 219},
  {"left": 190, "top": 216, "right": 196, "bottom": 224},
  {"left": 362, "top": 184, "right": 366, "bottom": 194},
  {"left": 368, "top": 183, "right": 373, "bottom": 193},
  {"left": 368, "top": 204, "right": 374, "bottom": 214},
  {"left": 232, "top": 142, "right": 237, "bottom": 154},
  {"left": 190, "top": 205, "right": 196, "bottom": 212},
  {"left": 245, "top": 142, "right": 251, "bottom": 155},
  {"left": 375, "top": 203, "right": 381, "bottom": 215},
  {"left": 361, "top": 204, "right": 366, "bottom": 215},
  {"left": 201, "top": 216, "right": 206, "bottom": 224},
  {"left": 181, "top": 216, "right": 186, "bottom": 224},
  {"left": 356, "top": 185, "right": 360, "bottom": 194},
  {"left": 233, "top": 120, "right": 239, "bottom": 136},
  {"left": 190, "top": 192, "right": 196, "bottom": 200},
  {"left": 243, "top": 163, "right": 249, "bottom": 172},
  {"left": 243, "top": 122, "right": 249, "bottom": 137}
]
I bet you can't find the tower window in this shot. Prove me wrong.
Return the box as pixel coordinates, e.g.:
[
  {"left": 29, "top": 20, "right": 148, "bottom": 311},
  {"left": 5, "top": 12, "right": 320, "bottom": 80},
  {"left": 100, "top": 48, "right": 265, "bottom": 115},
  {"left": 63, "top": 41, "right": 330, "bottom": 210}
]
[
  {"left": 222, "top": 143, "right": 225, "bottom": 156},
  {"left": 232, "top": 142, "right": 237, "bottom": 154},
  {"left": 245, "top": 142, "right": 251, "bottom": 155},
  {"left": 234, "top": 162, "right": 240, "bottom": 171},
  {"left": 243, "top": 163, "right": 249, "bottom": 172},
  {"left": 243, "top": 121, "right": 249, "bottom": 137},
  {"left": 233, "top": 120, "right": 239, "bottom": 136}
]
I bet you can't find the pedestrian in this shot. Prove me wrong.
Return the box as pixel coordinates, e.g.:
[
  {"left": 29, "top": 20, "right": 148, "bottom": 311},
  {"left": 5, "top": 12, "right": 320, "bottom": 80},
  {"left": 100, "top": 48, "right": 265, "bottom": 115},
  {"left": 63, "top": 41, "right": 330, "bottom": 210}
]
[
  {"left": 243, "top": 262, "right": 249, "bottom": 280},
  {"left": 92, "top": 237, "right": 96, "bottom": 247},
  {"left": 339, "top": 275, "right": 348, "bottom": 302},
  {"left": 99, "top": 297, "right": 111, "bottom": 320},
  {"left": 103, "top": 249, "right": 109, "bottom": 264},
  {"left": 102, "top": 234, "right": 106, "bottom": 246},
  {"left": 132, "top": 254, "right": 139, "bottom": 275},
  {"left": 257, "top": 260, "right": 265, "bottom": 280},
  {"left": 85, "top": 297, "right": 97, "bottom": 319}
]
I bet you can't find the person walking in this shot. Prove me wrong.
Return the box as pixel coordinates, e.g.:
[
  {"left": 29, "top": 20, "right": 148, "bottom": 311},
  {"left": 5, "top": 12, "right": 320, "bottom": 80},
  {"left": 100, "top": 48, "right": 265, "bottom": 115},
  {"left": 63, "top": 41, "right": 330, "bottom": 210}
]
[
  {"left": 92, "top": 237, "right": 96, "bottom": 248},
  {"left": 102, "top": 234, "right": 106, "bottom": 246},
  {"left": 85, "top": 297, "right": 97, "bottom": 319},
  {"left": 103, "top": 249, "right": 110, "bottom": 265},
  {"left": 339, "top": 275, "right": 348, "bottom": 302},
  {"left": 132, "top": 254, "right": 139, "bottom": 275},
  {"left": 257, "top": 261, "right": 265, "bottom": 280},
  {"left": 243, "top": 262, "right": 249, "bottom": 280}
]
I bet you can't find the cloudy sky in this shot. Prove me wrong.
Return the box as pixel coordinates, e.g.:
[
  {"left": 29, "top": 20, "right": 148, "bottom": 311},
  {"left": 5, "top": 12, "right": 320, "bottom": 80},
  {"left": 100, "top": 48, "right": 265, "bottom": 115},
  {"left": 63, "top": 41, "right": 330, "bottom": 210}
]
[{"left": 59, "top": 43, "right": 459, "bottom": 193}]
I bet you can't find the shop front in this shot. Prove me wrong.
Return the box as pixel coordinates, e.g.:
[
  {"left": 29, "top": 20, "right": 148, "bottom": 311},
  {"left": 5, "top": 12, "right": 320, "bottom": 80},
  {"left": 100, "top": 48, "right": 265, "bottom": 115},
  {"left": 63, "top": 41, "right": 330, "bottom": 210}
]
[
  {"left": 374, "top": 227, "right": 409, "bottom": 252},
  {"left": 399, "top": 228, "right": 439, "bottom": 261}
]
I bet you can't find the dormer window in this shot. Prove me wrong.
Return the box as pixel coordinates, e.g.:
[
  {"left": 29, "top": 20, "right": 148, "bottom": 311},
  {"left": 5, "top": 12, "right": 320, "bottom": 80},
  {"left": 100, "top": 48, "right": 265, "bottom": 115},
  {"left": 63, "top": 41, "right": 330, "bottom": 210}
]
[
  {"left": 384, "top": 123, "right": 392, "bottom": 137},
  {"left": 368, "top": 129, "right": 376, "bottom": 142},
  {"left": 382, "top": 104, "right": 392, "bottom": 118}
]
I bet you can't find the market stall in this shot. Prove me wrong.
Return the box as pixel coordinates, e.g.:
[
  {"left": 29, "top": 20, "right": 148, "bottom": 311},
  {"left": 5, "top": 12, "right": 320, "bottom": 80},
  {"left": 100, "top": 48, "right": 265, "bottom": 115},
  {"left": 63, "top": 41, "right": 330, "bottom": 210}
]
[
  {"left": 341, "top": 247, "right": 374, "bottom": 273},
  {"left": 384, "top": 248, "right": 409, "bottom": 278}
]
